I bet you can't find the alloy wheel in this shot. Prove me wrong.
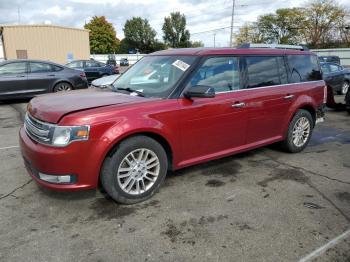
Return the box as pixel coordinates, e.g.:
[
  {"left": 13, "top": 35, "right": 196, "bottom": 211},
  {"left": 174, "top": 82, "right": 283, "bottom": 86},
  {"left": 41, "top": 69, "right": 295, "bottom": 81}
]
[
  {"left": 117, "top": 148, "right": 160, "bottom": 195},
  {"left": 56, "top": 84, "right": 72, "bottom": 92},
  {"left": 292, "top": 117, "right": 311, "bottom": 147}
]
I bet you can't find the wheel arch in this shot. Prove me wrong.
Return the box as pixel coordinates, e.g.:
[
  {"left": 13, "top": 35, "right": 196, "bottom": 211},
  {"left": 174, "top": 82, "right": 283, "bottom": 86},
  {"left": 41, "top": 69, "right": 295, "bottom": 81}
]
[
  {"left": 298, "top": 104, "right": 316, "bottom": 127},
  {"left": 283, "top": 103, "right": 316, "bottom": 138},
  {"left": 101, "top": 130, "right": 174, "bottom": 174}
]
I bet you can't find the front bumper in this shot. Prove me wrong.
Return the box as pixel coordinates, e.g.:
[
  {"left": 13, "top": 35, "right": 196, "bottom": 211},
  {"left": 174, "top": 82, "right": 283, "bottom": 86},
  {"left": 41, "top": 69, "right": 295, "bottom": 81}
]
[{"left": 19, "top": 127, "right": 100, "bottom": 191}]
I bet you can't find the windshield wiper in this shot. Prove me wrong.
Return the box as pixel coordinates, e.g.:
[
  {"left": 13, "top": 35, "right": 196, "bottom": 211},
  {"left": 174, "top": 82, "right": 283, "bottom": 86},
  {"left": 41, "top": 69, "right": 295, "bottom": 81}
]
[{"left": 115, "top": 87, "right": 145, "bottom": 97}]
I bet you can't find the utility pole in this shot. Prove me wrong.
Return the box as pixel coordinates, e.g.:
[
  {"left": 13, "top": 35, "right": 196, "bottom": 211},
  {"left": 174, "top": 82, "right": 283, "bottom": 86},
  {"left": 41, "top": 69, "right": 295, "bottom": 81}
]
[
  {"left": 229, "top": 0, "right": 236, "bottom": 47},
  {"left": 214, "top": 32, "right": 216, "bottom": 47},
  {"left": 17, "top": 6, "right": 20, "bottom": 24}
]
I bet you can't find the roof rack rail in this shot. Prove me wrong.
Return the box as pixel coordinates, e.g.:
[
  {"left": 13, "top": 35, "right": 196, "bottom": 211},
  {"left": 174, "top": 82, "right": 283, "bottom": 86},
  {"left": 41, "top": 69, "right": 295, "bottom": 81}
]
[{"left": 238, "top": 43, "right": 309, "bottom": 51}]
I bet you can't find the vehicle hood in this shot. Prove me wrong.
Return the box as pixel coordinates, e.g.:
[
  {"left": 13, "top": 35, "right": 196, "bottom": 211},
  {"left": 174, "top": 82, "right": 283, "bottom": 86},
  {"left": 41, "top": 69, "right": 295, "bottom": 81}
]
[{"left": 28, "top": 89, "right": 146, "bottom": 123}]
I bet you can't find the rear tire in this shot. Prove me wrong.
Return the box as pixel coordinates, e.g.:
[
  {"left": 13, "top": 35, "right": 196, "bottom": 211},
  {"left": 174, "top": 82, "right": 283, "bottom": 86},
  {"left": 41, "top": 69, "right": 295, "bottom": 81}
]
[
  {"left": 53, "top": 82, "right": 73, "bottom": 92},
  {"left": 281, "top": 109, "right": 314, "bottom": 153},
  {"left": 100, "top": 136, "right": 168, "bottom": 204}
]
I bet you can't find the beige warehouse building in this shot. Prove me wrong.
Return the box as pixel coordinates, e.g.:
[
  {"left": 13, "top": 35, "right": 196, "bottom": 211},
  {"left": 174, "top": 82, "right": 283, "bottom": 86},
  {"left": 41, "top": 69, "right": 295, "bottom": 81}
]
[{"left": 0, "top": 24, "right": 90, "bottom": 64}]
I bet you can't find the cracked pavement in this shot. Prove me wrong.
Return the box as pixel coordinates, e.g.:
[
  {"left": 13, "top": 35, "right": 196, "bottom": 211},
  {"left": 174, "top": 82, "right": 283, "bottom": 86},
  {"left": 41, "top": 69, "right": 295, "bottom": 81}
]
[{"left": 0, "top": 97, "right": 349, "bottom": 262}]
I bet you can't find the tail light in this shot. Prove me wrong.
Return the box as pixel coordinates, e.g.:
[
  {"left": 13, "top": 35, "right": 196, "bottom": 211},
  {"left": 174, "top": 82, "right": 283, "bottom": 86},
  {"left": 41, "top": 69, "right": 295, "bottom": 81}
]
[
  {"left": 79, "top": 72, "right": 86, "bottom": 78},
  {"left": 114, "top": 66, "right": 119, "bottom": 73},
  {"left": 323, "top": 85, "right": 327, "bottom": 104}
]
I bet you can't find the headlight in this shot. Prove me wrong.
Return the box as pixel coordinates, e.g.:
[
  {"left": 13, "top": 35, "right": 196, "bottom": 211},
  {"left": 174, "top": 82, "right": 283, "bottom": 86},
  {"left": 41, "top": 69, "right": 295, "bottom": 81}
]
[{"left": 51, "top": 125, "right": 89, "bottom": 146}]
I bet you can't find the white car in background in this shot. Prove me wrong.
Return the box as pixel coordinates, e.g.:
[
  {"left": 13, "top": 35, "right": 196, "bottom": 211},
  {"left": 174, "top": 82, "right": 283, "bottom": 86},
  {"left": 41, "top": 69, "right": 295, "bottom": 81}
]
[{"left": 90, "top": 74, "right": 120, "bottom": 89}]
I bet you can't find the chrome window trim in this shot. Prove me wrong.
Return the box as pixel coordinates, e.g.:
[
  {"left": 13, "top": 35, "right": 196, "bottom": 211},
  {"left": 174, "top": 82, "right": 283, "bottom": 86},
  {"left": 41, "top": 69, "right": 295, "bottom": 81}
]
[{"left": 214, "top": 80, "right": 325, "bottom": 95}]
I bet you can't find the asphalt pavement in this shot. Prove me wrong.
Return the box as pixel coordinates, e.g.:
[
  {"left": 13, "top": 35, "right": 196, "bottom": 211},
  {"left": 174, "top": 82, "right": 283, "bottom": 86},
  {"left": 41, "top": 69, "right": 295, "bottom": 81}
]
[{"left": 0, "top": 96, "right": 349, "bottom": 262}]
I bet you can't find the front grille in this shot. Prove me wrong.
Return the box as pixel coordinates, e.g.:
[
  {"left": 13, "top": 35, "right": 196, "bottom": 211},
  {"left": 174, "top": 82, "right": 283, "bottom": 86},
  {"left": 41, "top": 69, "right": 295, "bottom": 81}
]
[{"left": 24, "top": 113, "right": 52, "bottom": 144}]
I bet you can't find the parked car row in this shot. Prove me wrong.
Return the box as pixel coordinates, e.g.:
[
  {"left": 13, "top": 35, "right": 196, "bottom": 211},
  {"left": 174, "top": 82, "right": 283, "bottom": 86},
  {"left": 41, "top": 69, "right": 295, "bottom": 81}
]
[
  {"left": 0, "top": 59, "right": 88, "bottom": 100},
  {"left": 105, "top": 55, "right": 129, "bottom": 67},
  {"left": 65, "top": 59, "right": 119, "bottom": 82},
  {"left": 0, "top": 58, "right": 123, "bottom": 100}
]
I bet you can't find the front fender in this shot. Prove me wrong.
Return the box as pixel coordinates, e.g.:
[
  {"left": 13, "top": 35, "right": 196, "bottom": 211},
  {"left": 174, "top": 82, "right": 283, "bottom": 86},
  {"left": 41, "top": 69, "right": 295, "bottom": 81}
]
[{"left": 92, "top": 117, "right": 177, "bottom": 185}]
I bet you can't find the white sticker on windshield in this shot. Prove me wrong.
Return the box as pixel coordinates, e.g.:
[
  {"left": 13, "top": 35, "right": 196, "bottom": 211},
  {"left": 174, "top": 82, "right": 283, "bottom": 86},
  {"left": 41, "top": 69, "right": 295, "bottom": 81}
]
[{"left": 172, "top": 60, "right": 190, "bottom": 71}]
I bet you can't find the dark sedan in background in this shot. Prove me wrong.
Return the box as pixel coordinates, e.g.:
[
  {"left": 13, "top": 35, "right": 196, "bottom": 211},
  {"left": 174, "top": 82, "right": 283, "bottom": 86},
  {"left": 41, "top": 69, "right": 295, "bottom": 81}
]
[
  {"left": 321, "top": 62, "right": 350, "bottom": 95},
  {"left": 319, "top": 56, "right": 341, "bottom": 65},
  {"left": 0, "top": 60, "right": 88, "bottom": 100},
  {"left": 66, "top": 60, "right": 119, "bottom": 82}
]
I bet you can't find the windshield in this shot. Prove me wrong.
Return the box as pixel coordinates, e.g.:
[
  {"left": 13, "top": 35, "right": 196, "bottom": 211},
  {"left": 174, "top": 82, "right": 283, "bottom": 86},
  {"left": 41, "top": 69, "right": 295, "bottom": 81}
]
[{"left": 112, "top": 55, "right": 196, "bottom": 98}]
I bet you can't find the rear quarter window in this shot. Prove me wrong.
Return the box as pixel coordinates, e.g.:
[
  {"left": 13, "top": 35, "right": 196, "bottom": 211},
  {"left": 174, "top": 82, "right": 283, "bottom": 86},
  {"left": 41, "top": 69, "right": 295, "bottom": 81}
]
[
  {"left": 287, "top": 55, "right": 322, "bottom": 82},
  {"left": 245, "top": 56, "right": 287, "bottom": 88}
]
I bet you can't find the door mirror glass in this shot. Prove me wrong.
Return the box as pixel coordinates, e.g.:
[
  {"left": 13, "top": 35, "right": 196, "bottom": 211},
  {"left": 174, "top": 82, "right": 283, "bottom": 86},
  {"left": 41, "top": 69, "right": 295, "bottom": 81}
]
[{"left": 184, "top": 85, "right": 215, "bottom": 98}]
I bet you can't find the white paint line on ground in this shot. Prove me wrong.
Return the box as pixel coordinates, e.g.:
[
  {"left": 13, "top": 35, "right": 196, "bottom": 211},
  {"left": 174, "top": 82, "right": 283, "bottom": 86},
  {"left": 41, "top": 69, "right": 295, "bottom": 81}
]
[
  {"left": 298, "top": 229, "right": 350, "bottom": 262},
  {"left": 0, "top": 145, "right": 19, "bottom": 150}
]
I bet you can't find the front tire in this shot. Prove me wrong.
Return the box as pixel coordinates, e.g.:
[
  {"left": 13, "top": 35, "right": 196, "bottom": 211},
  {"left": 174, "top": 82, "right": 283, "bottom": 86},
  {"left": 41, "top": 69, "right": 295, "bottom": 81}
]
[
  {"left": 100, "top": 136, "right": 168, "bottom": 204},
  {"left": 281, "top": 109, "right": 313, "bottom": 153}
]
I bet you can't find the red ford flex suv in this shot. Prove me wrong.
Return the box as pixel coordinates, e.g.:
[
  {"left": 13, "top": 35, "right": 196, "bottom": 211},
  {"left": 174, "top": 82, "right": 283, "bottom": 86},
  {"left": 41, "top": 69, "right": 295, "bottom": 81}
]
[{"left": 20, "top": 44, "right": 327, "bottom": 204}]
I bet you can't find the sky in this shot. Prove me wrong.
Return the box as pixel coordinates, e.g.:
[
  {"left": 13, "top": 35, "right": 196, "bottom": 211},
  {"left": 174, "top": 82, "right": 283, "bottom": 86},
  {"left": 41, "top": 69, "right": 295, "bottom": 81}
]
[{"left": 0, "top": 0, "right": 349, "bottom": 47}]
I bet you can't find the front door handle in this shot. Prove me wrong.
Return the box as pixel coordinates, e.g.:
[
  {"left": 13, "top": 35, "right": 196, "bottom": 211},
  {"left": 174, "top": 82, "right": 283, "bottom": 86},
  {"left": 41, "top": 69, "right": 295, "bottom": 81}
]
[
  {"left": 47, "top": 74, "right": 56, "bottom": 77},
  {"left": 232, "top": 102, "right": 245, "bottom": 108},
  {"left": 16, "top": 75, "right": 25, "bottom": 78},
  {"left": 284, "top": 94, "right": 294, "bottom": 100}
]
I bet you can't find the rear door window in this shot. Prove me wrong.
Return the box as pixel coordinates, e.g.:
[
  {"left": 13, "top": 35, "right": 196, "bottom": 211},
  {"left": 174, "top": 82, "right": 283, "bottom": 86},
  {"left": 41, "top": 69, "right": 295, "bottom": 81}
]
[
  {"left": 245, "top": 56, "right": 284, "bottom": 88},
  {"left": 287, "top": 55, "right": 322, "bottom": 82},
  {"left": 29, "top": 62, "right": 54, "bottom": 73},
  {"left": 189, "top": 57, "right": 241, "bottom": 93}
]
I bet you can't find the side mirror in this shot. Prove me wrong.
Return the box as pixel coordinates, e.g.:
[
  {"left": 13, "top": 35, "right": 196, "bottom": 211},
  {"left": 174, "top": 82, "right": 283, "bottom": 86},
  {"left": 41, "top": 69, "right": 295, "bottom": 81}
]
[{"left": 184, "top": 85, "right": 215, "bottom": 99}]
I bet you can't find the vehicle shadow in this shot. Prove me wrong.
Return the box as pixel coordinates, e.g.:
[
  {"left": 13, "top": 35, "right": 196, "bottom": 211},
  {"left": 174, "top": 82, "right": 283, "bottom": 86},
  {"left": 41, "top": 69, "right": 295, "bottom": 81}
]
[{"left": 0, "top": 98, "right": 31, "bottom": 105}]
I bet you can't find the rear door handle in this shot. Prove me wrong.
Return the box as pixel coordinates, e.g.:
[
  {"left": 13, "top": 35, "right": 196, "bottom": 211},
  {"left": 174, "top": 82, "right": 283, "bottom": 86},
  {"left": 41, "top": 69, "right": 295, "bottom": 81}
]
[
  {"left": 16, "top": 75, "right": 25, "bottom": 78},
  {"left": 284, "top": 94, "right": 294, "bottom": 100},
  {"left": 47, "top": 74, "right": 56, "bottom": 77},
  {"left": 232, "top": 102, "right": 245, "bottom": 108}
]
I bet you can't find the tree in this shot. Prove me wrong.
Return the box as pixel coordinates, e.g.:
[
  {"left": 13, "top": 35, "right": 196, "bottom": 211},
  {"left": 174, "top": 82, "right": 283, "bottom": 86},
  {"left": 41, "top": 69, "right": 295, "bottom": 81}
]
[
  {"left": 123, "top": 17, "right": 158, "bottom": 53},
  {"left": 303, "top": 0, "right": 347, "bottom": 48},
  {"left": 234, "top": 0, "right": 350, "bottom": 48},
  {"left": 258, "top": 8, "right": 307, "bottom": 44},
  {"left": 84, "top": 16, "right": 119, "bottom": 54},
  {"left": 235, "top": 8, "right": 306, "bottom": 45},
  {"left": 235, "top": 22, "right": 264, "bottom": 45},
  {"left": 162, "top": 12, "right": 191, "bottom": 48},
  {"left": 190, "top": 41, "right": 204, "bottom": 47}
]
